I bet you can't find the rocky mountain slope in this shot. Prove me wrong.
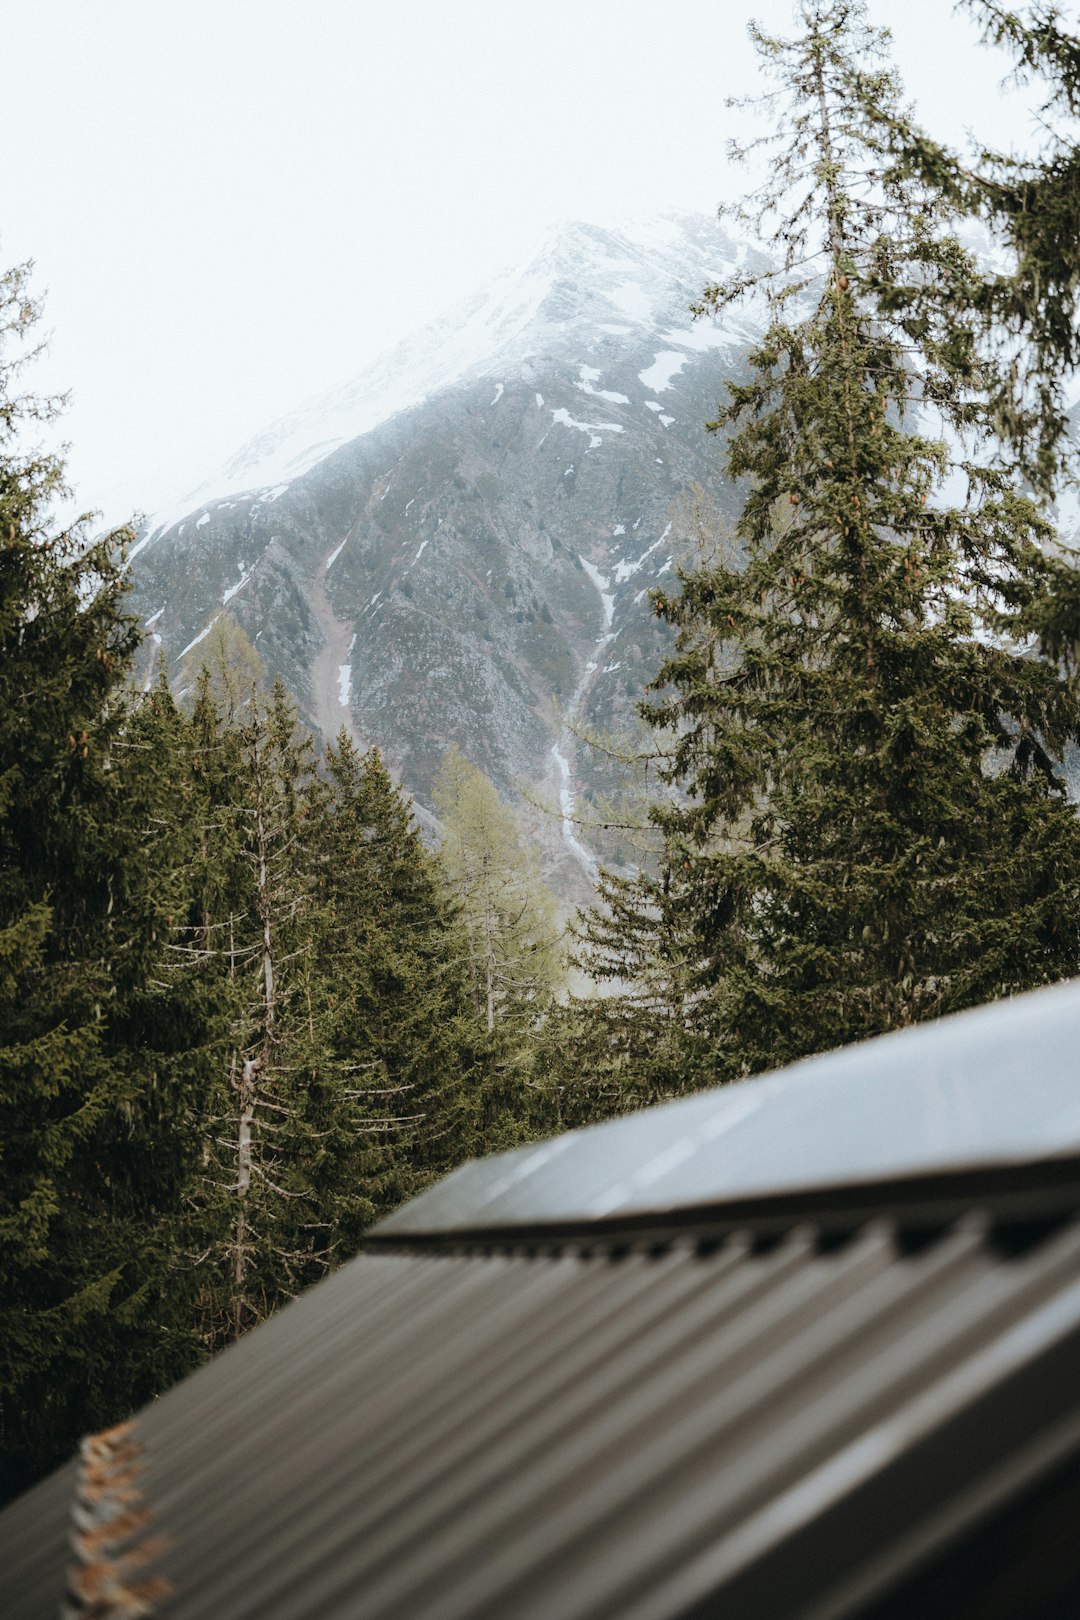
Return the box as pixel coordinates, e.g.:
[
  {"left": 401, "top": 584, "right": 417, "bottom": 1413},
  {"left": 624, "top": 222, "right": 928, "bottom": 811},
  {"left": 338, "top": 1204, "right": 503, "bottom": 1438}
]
[{"left": 128, "top": 213, "right": 762, "bottom": 895}]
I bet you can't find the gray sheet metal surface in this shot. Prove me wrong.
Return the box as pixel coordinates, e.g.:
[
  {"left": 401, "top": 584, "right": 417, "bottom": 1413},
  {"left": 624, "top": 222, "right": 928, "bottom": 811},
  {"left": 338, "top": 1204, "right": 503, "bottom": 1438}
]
[
  {"left": 376, "top": 977, "right": 1080, "bottom": 1237},
  {"left": 6, "top": 1213, "right": 1080, "bottom": 1620}
]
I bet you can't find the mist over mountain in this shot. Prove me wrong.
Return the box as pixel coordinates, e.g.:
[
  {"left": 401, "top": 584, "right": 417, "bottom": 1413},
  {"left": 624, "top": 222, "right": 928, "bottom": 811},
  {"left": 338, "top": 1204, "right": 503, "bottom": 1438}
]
[{"left": 128, "top": 213, "right": 763, "bottom": 893}]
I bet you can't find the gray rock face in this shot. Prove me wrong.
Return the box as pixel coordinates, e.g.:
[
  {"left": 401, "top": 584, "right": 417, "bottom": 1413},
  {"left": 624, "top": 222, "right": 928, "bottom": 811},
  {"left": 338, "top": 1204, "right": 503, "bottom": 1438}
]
[{"left": 129, "top": 213, "right": 758, "bottom": 894}]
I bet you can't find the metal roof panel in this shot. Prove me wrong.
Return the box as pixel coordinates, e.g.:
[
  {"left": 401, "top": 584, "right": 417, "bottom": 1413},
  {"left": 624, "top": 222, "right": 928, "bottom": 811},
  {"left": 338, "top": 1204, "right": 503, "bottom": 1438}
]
[
  {"left": 5, "top": 1215, "right": 1080, "bottom": 1619},
  {"left": 376, "top": 978, "right": 1080, "bottom": 1237}
]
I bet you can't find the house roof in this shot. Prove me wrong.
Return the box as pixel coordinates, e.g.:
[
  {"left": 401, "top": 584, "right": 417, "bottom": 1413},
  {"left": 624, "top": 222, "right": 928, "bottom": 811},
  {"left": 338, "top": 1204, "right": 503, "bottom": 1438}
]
[
  {"left": 374, "top": 978, "right": 1080, "bottom": 1245},
  {"left": 5, "top": 981, "right": 1080, "bottom": 1620}
]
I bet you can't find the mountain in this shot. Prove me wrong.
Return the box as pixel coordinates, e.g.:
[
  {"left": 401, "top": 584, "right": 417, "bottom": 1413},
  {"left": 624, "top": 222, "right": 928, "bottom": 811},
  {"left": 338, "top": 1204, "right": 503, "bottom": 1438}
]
[{"left": 127, "top": 212, "right": 761, "bottom": 895}]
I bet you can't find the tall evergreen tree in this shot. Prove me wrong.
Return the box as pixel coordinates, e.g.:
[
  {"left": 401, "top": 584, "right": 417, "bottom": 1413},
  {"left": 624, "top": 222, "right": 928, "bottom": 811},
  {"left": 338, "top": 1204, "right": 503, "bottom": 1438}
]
[
  {"left": 885, "top": 2, "right": 1080, "bottom": 496},
  {"left": 185, "top": 678, "right": 330, "bottom": 1347},
  {"left": 174, "top": 681, "right": 504, "bottom": 1344},
  {"left": 305, "top": 737, "right": 481, "bottom": 1224},
  {"left": 578, "top": 0, "right": 1080, "bottom": 1085},
  {"left": 561, "top": 852, "right": 712, "bottom": 1112},
  {"left": 0, "top": 268, "right": 215, "bottom": 1499}
]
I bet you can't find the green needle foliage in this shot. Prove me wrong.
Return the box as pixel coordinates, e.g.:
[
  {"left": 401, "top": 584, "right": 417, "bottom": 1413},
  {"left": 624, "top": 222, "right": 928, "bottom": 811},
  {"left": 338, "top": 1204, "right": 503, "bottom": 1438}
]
[
  {"left": 579, "top": 0, "right": 1080, "bottom": 1086},
  {"left": 0, "top": 268, "right": 215, "bottom": 1498},
  {"left": 184, "top": 675, "right": 332, "bottom": 1348},
  {"left": 306, "top": 736, "right": 479, "bottom": 1223},
  {"left": 886, "top": 1, "right": 1080, "bottom": 494},
  {"left": 562, "top": 851, "right": 713, "bottom": 1112},
  {"left": 180, "top": 679, "right": 497, "bottom": 1348}
]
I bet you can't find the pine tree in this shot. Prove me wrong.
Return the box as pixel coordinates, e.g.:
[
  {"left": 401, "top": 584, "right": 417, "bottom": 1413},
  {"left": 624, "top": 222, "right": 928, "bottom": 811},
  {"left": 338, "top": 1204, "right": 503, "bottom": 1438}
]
[
  {"left": 885, "top": 2, "right": 1080, "bottom": 495},
  {"left": 560, "top": 854, "right": 712, "bottom": 1114},
  {"left": 186, "top": 678, "right": 328, "bottom": 1347},
  {"left": 579, "top": 0, "right": 1080, "bottom": 1085},
  {"left": 0, "top": 267, "right": 214, "bottom": 1499},
  {"left": 304, "top": 736, "right": 480, "bottom": 1224},
  {"left": 432, "top": 748, "right": 565, "bottom": 1151},
  {"left": 85, "top": 673, "right": 230, "bottom": 1390}
]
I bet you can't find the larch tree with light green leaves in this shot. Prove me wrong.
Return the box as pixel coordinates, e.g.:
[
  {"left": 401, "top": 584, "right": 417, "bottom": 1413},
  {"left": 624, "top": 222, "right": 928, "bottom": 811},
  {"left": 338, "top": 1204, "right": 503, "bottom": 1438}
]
[{"left": 433, "top": 747, "right": 563, "bottom": 1038}]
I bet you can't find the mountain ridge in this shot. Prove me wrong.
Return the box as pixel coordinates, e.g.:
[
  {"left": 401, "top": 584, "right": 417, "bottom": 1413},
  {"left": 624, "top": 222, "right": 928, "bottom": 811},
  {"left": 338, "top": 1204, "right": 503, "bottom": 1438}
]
[
  {"left": 142, "top": 212, "right": 753, "bottom": 521},
  {"left": 128, "top": 212, "right": 756, "bottom": 894}
]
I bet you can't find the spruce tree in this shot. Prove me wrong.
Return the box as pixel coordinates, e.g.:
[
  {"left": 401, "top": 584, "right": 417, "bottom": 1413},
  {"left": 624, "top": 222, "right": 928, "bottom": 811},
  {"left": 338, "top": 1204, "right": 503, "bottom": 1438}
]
[
  {"left": 579, "top": 0, "right": 1080, "bottom": 1085},
  {"left": 560, "top": 853, "right": 712, "bottom": 1114},
  {"left": 304, "top": 737, "right": 481, "bottom": 1223},
  {"left": 887, "top": 2, "right": 1080, "bottom": 495},
  {"left": 186, "top": 678, "right": 328, "bottom": 1347},
  {"left": 0, "top": 268, "right": 214, "bottom": 1499},
  {"left": 179, "top": 689, "right": 498, "bottom": 1339}
]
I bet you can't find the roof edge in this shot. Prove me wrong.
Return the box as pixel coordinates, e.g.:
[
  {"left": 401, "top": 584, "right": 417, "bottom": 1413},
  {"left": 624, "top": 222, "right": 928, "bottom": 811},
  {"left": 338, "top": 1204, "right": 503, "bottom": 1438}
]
[{"left": 366, "top": 1151, "right": 1080, "bottom": 1254}]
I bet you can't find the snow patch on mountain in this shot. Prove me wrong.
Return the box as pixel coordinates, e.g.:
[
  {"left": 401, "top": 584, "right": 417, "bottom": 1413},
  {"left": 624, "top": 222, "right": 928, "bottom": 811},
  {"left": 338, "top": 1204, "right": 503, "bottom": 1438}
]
[
  {"left": 325, "top": 534, "right": 349, "bottom": 570},
  {"left": 222, "top": 563, "right": 253, "bottom": 605},
  {"left": 178, "top": 617, "right": 218, "bottom": 661},
  {"left": 608, "top": 283, "right": 653, "bottom": 323},
  {"left": 579, "top": 556, "right": 615, "bottom": 626},
  {"left": 576, "top": 365, "right": 630, "bottom": 405},
  {"left": 612, "top": 524, "right": 671, "bottom": 582},
  {"left": 548, "top": 407, "right": 626, "bottom": 450},
  {"left": 165, "top": 212, "right": 750, "bottom": 510},
  {"left": 1055, "top": 484, "right": 1080, "bottom": 542},
  {"left": 337, "top": 635, "right": 356, "bottom": 709},
  {"left": 551, "top": 743, "right": 598, "bottom": 878},
  {"left": 639, "top": 351, "right": 687, "bottom": 392}
]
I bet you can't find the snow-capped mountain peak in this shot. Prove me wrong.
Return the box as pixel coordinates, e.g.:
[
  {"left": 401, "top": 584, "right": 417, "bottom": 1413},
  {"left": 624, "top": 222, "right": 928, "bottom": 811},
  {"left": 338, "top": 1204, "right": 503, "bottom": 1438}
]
[
  {"left": 179, "top": 211, "right": 750, "bottom": 509},
  {"left": 129, "top": 209, "right": 763, "bottom": 895}
]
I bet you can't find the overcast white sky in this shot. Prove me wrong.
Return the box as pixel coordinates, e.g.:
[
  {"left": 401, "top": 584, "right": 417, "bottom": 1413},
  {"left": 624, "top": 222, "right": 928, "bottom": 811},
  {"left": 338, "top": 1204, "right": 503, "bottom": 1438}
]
[{"left": 0, "top": 0, "right": 1059, "bottom": 522}]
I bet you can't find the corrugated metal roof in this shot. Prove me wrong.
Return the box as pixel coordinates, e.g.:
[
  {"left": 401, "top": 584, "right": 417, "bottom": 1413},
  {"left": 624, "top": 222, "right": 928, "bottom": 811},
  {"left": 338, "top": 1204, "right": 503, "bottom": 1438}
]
[
  {"left": 5, "top": 1209, "right": 1080, "bottom": 1618},
  {"left": 7, "top": 982, "right": 1080, "bottom": 1617},
  {"left": 376, "top": 979, "right": 1080, "bottom": 1241}
]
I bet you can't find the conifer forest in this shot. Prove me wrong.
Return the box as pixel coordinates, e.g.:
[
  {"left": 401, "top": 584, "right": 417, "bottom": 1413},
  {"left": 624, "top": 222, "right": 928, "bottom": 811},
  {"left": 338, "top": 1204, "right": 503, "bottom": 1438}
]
[{"left": 5, "top": 0, "right": 1080, "bottom": 1500}]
